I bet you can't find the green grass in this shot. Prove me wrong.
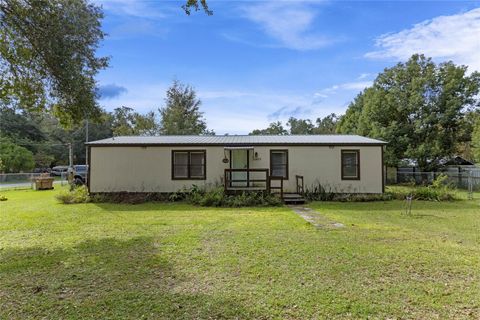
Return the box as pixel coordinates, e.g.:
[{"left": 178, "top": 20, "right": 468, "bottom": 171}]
[
  {"left": 1, "top": 188, "right": 479, "bottom": 319},
  {"left": 386, "top": 185, "right": 476, "bottom": 200}
]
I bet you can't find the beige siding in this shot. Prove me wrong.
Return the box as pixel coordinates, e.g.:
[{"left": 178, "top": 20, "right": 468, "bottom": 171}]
[
  {"left": 90, "top": 145, "right": 383, "bottom": 193},
  {"left": 248, "top": 146, "right": 383, "bottom": 193}
]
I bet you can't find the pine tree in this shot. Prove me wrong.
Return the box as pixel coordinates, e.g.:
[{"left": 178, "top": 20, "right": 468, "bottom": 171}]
[{"left": 159, "top": 80, "right": 213, "bottom": 135}]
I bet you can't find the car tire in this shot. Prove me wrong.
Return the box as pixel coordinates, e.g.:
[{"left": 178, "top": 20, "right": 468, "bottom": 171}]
[{"left": 74, "top": 177, "right": 84, "bottom": 186}]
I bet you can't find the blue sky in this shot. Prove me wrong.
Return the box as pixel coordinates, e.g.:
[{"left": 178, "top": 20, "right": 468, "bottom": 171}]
[{"left": 95, "top": 0, "right": 480, "bottom": 134}]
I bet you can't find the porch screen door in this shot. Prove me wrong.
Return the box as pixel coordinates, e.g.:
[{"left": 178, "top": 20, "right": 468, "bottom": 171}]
[{"left": 231, "top": 149, "right": 248, "bottom": 187}]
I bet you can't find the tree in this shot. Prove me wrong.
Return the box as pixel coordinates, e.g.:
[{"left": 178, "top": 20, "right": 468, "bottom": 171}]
[
  {"left": 2, "top": 110, "right": 113, "bottom": 166},
  {"left": 0, "top": 107, "right": 46, "bottom": 154},
  {"left": 183, "top": 0, "right": 212, "bottom": 15},
  {"left": 314, "top": 113, "right": 339, "bottom": 134},
  {"left": 455, "top": 110, "right": 479, "bottom": 162},
  {"left": 337, "top": 54, "right": 480, "bottom": 170},
  {"left": 473, "top": 115, "right": 480, "bottom": 163},
  {"left": 287, "top": 117, "right": 314, "bottom": 134},
  {"left": 111, "top": 107, "right": 159, "bottom": 136},
  {"left": 133, "top": 111, "right": 159, "bottom": 136},
  {"left": 249, "top": 121, "right": 288, "bottom": 135},
  {"left": 33, "top": 151, "right": 54, "bottom": 168},
  {"left": 250, "top": 114, "right": 339, "bottom": 135},
  {"left": 0, "top": 137, "right": 34, "bottom": 172},
  {"left": 0, "top": 0, "right": 108, "bottom": 125},
  {"left": 71, "top": 116, "right": 113, "bottom": 164},
  {"left": 0, "top": 107, "right": 44, "bottom": 141},
  {"left": 159, "top": 80, "right": 213, "bottom": 135},
  {"left": 250, "top": 115, "right": 339, "bottom": 135}
]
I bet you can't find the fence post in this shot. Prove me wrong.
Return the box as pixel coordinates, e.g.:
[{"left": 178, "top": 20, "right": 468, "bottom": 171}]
[{"left": 468, "top": 171, "right": 473, "bottom": 200}]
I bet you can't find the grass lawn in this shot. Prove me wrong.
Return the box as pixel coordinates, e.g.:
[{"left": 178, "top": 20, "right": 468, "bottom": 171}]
[{"left": 1, "top": 188, "right": 479, "bottom": 319}]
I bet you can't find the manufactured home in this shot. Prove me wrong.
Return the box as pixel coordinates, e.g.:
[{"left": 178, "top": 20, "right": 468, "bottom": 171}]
[{"left": 86, "top": 135, "right": 386, "bottom": 196}]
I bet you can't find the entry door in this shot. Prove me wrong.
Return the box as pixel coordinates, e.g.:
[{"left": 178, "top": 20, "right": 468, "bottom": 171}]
[{"left": 231, "top": 149, "right": 248, "bottom": 187}]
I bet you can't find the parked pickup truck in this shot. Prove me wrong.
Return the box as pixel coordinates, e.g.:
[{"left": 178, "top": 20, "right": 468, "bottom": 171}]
[
  {"left": 51, "top": 166, "right": 69, "bottom": 176},
  {"left": 68, "top": 165, "right": 88, "bottom": 185}
]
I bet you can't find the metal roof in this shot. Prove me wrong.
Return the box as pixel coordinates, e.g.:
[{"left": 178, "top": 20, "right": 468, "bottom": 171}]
[{"left": 87, "top": 135, "right": 386, "bottom": 146}]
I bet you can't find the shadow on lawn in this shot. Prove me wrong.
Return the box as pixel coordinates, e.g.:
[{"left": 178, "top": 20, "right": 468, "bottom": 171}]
[
  {"left": 311, "top": 200, "right": 479, "bottom": 212},
  {"left": 91, "top": 201, "right": 211, "bottom": 212},
  {"left": 0, "top": 236, "right": 259, "bottom": 319},
  {"left": 91, "top": 202, "right": 284, "bottom": 213}
]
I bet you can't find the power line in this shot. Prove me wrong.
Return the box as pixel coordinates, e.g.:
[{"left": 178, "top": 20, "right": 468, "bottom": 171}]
[{"left": 14, "top": 142, "right": 70, "bottom": 146}]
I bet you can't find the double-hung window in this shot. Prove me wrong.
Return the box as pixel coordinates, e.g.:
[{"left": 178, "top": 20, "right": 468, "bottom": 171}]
[
  {"left": 172, "top": 150, "right": 206, "bottom": 180},
  {"left": 341, "top": 150, "right": 360, "bottom": 180},
  {"left": 270, "top": 150, "right": 288, "bottom": 179}
]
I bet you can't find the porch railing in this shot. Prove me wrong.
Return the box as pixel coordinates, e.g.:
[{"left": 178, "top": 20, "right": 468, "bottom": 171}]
[
  {"left": 224, "top": 168, "right": 270, "bottom": 192},
  {"left": 296, "top": 175, "right": 304, "bottom": 195},
  {"left": 224, "top": 168, "right": 287, "bottom": 199},
  {"left": 269, "top": 176, "right": 284, "bottom": 199}
]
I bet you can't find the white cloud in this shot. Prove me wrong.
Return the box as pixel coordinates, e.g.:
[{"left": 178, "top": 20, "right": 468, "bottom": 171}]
[
  {"left": 317, "top": 81, "right": 372, "bottom": 97},
  {"left": 94, "top": 0, "right": 166, "bottom": 18},
  {"left": 357, "top": 73, "right": 372, "bottom": 80},
  {"left": 99, "top": 79, "right": 371, "bottom": 134},
  {"left": 340, "top": 81, "right": 373, "bottom": 90},
  {"left": 366, "top": 8, "right": 480, "bottom": 72},
  {"left": 100, "top": 82, "right": 341, "bottom": 134},
  {"left": 93, "top": 1, "right": 170, "bottom": 39},
  {"left": 267, "top": 106, "right": 312, "bottom": 120},
  {"left": 240, "top": 1, "right": 330, "bottom": 50},
  {"left": 314, "top": 92, "right": 328, "bottom": 99}
]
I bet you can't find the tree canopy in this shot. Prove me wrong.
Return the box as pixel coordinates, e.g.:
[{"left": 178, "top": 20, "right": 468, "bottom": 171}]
[
  {"left": 0, "top": 136, "right": 34, "bottom": 172},
  {"left": 183, "top": 0, "right": 212, "bottom": 15},
  {"left": 315, "top": 113, "right": 339, "bottom": 134},
  {"left": 472, "top": 114, "right": 480, "bottom": 163},
  {"left": 0, "top": 0, "right": 213, "bottom": 127},
  {"left": 0, "top": 79, "right": 215, "bottom": 169},
  {"left": 111, "top": 107, "right": 159, "bottom": 136},
  {"left": 0, "top": 106, "right": 45, "bottom": 144},
  {"left": 287, "top": 118, "right": 314, "bottom": 134},
  {"left": 337, "top": 54, "right": 480, "bottom": 170},
  {"left": 250, "top": 114, "right": 340, "bottom": 135},
  {"left": 250, "top": 121, "right": 288, "bottom": 135},
  {"left": 159, "top": 80, "right": 213, "bottom": 135},
  {"left": 0, "top": 0, "right": 109, "bottom": 125},
  {"left": 0, "top": 108, "right": 113, "bottom": 166}
]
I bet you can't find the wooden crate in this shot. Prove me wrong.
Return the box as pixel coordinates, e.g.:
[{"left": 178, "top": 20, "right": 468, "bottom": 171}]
[{"left": 34, "top": 176, "right": 54, "bottom": 190}]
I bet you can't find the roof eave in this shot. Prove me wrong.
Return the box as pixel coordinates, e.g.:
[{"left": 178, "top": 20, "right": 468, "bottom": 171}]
[{"left": 86, "top": 142, "right": 387, "bottom": 147}]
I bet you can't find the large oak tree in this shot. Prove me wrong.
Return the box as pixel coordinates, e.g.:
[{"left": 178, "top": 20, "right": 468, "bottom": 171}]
[
  {"left": 337, "top": 54, "right": 480, "bottom": 170},
  {"left": 472, "top": 114, "right": 480, "bottom": 163},
  {"left": 0, "top": 0, "right": 211, "bottom": 126},
  {"left": 0, "top": 0, "right": 109, "bottom": 125}
]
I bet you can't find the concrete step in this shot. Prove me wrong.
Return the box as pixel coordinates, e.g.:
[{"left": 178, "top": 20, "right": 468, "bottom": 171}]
[
  {"left": 283, "top": 193, "right": 303, "bottom": 198},
  {"left": 284, "top": 199, "right": 306, "bottom": 204},
  {"left": 283, "top": 194, "right": 306, "bottom": 204},
  {"left": 271, "top": 193, "right": 306, "bottom": 204}
]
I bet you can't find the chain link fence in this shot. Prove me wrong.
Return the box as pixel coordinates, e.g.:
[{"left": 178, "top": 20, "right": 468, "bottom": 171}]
[
  {"left": 386, "top": 167, "right": 480, "bottom": 191},
  {"left": 0, "top": 172, "right": 69, "bottom": 190}
]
